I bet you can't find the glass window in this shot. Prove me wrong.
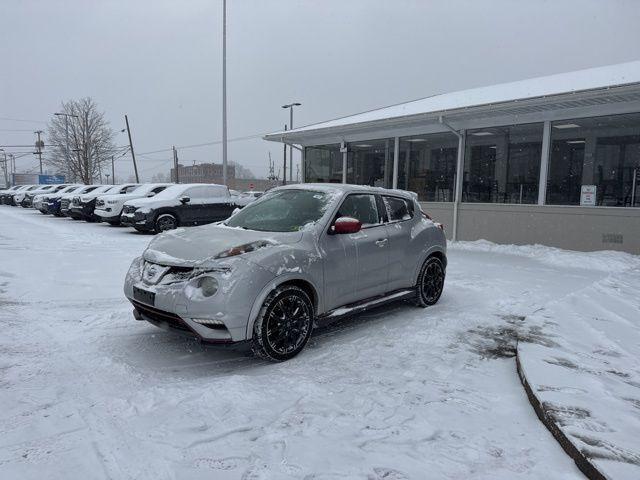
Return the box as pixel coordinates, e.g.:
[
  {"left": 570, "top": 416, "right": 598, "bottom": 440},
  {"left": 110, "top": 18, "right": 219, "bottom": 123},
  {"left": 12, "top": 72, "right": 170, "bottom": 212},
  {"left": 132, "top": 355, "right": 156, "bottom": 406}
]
[
  {"left": 304, "top": 144, "right": 344, "bottom": 183},
  {"left": 463, "top": 123, "right": 542, "bottom": 204},
  {"left": 383, "top": 196, "right": 413, "bottom": 222},
  {"left": 347, "top": 139, "right": 394, "bottom": 188},
  {"left": 548, "top": 113, "right": 640, "bottom": 206},
  {"left": 225, "top": 189, "right": 330, "bottom": 232},
  {"left": 398, "top": 132, "right": 458, "bottom": 202},
  {"left": 337, "top": 194, "right": 381, "bottom": 226}
]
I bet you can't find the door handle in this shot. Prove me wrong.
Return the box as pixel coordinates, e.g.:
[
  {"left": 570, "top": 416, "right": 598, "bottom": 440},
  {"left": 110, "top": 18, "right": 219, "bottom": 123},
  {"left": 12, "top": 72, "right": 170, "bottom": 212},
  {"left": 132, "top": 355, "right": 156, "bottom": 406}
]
[{"left": 375, "top": 238, "right": 388, "bottom": 247}]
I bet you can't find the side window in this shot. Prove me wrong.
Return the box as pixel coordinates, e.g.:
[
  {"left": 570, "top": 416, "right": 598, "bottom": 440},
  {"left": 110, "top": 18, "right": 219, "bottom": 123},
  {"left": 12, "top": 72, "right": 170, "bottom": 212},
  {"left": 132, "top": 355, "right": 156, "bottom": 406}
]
[
  {"left": 337, "top": 194, "right": 381, "bottom": 226},
  {"left": 151, "top": 186, "right": 167, "bottom": 194},
  {"left": 185, "top": 186, "right": 210, "bottom": 199},
  {"left": 123, "top": 185, "right": 138, "bottom": 193},
  {"left": 383, "top": 196, "right": 413, "bottom": 222}
]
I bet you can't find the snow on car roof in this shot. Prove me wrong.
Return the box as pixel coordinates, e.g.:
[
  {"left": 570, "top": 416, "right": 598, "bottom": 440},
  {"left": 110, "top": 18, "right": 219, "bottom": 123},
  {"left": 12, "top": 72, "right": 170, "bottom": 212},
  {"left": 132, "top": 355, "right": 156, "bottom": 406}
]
[
  {"left": 152, "top": 183, "right": 229, "bottom": 199},
  {"left": 266, "top": 60, "right": 640, "bottom": 137}
]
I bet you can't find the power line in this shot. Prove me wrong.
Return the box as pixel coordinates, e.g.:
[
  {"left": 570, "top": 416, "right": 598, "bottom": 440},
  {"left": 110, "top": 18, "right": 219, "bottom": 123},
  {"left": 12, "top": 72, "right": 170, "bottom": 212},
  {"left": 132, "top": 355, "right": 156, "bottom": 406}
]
[
  {"left": 0, "top": 116, "right": 47, "bottom": 124},
  {"left": 138, "top": 133, "right": 264, "bottom": 155}
]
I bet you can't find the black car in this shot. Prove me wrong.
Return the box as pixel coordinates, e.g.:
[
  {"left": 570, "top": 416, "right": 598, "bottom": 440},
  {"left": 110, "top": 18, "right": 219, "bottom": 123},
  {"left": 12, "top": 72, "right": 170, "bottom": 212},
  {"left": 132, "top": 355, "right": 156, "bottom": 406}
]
[{"left": 120, "top": 183, "right": 239, "bottom": 233}]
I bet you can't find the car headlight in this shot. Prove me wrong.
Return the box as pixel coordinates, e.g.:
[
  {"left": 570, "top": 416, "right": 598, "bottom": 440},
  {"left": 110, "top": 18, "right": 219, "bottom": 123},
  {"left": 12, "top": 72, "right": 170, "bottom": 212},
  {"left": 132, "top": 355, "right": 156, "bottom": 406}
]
[
  {"left": 198, "top": 276, "right": 219, "bottom": 297},
  {"left": 215, "top": 240, "right": 272, "bottom": 259}
]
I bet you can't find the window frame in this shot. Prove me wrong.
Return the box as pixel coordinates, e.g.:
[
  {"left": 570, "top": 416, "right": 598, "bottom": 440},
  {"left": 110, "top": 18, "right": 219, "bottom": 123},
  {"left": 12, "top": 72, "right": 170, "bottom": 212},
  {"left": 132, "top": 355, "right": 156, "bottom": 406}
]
[
  {"left": 381, "top": 195, "right": 415, "bottom": 224},
  {"left": 332, "top": 192, "right": 384, "bottom": 230}
]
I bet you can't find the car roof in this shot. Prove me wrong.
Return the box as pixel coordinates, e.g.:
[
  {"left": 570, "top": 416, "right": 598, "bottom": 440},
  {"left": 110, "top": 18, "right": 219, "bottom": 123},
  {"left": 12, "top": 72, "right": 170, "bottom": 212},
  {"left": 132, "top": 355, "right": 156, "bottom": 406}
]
[{"left": 270, "top": 183, "right": 416, "bottom": 199}]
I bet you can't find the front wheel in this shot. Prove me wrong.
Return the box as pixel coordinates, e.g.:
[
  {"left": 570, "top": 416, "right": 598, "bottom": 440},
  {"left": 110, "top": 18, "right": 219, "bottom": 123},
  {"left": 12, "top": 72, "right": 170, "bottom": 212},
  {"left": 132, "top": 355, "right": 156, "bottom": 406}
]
[
  {"left": 415, "top": 256, "right": 445, "bottom": 307},
  {"left": 154, "top": 213, "right": 178, "bottom": 233},
  {"left": 252, "top": 286, "right": 314, "bottom": 362}
]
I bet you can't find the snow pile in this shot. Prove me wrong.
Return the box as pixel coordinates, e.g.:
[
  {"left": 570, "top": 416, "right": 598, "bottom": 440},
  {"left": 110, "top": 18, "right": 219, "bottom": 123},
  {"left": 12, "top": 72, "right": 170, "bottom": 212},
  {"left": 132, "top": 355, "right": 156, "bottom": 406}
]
[
  {"left": 450, "top": 239, "right": 640, "bottom": 273},
  {"left": 517, "top": 266, "right": 640, "bottom": 479}
]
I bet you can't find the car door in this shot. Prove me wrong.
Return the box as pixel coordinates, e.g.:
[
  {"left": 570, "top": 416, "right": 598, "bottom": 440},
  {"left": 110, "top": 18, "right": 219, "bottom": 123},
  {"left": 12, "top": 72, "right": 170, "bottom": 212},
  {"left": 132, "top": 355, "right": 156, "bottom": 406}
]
[
  {"left": 199, "top": 186, "right": 235, "bottom": 223},
  {"left": 382, "top": 195, "right": 416, "bottom": 291},
  {"left": 321, "top": 193, "right": 390, "bottom": 309},
  {"left": 177, "top": 186, "right": 205, "bottom": 224}
]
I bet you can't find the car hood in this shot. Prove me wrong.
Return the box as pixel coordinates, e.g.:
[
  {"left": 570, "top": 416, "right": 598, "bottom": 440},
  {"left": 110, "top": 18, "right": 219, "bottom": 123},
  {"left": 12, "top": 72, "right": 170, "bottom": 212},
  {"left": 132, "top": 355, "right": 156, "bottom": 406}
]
[
  {"left": 143, "top": 224, "right": 303, "bottom": 267},
  {"left": 98, "top": 193, "right": 137, "bottom": 203}
]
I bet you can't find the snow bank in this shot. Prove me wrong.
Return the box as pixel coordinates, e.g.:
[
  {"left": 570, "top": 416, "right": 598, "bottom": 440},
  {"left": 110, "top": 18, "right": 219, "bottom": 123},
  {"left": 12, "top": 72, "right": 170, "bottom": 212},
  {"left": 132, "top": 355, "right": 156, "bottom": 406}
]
[
  {"left": 450, "top": 239, "right": 640, "bottom": 273},
  {"left": 517, "top": 266, "right": 640, "bottom": 480}
]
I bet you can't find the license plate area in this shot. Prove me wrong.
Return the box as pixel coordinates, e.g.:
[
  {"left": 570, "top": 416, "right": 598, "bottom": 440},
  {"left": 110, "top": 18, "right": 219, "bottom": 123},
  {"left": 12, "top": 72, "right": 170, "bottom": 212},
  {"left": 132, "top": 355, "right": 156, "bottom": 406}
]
[{"left": 133, "top": 286, "right": 155, "bottom": 306}]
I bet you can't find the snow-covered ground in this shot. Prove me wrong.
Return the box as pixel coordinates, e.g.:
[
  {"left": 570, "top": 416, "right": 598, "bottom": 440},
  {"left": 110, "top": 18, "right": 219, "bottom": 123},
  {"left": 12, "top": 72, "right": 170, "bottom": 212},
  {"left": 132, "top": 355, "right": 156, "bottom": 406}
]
[{"left": 0, "top": 206, "right": 635, "bottom": 479}]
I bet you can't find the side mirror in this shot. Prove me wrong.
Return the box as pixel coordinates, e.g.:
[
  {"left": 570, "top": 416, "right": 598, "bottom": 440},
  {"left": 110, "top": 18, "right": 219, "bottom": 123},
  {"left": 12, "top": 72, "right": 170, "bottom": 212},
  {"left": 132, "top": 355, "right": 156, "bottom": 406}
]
[
  {"left": 332, "top": 216, "right": 362, "bottom": 234},
  {"left": 179, "top": 196, "right": 190, "bottom": 204},
  {"left": 146, "top": 192, "right": 156, "bottom": 198}
]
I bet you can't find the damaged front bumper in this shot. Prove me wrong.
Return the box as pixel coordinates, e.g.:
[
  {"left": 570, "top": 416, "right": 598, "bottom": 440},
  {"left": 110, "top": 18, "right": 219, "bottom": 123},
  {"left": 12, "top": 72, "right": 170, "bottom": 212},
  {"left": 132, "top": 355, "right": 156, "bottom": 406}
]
[{"left": 123, "top": 256, "right": 275, "bottom": 343}]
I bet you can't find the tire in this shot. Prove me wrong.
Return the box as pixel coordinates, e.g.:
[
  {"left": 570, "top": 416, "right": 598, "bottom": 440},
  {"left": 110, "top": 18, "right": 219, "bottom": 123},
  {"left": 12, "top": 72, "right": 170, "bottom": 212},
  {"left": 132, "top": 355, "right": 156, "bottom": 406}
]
[
  {"left": 415, "top": 256, "right": 445, "bottom": 307},
  {"left": 251, "top": 285, "right": 314, "bottom": 362},
  {"left": 154, "top": 213, "right": 178, "bottom": 233}
]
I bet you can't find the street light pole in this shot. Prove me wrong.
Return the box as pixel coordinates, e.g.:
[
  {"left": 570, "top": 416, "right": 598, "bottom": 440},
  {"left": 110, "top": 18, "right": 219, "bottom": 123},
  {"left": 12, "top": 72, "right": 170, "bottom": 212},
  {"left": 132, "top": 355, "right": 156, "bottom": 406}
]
[
  {"left": 282, "top": 102, "right": 301, "bottom": 182},
  {"left": 221, "top": 0, "right": 228, "bottom": 186}
]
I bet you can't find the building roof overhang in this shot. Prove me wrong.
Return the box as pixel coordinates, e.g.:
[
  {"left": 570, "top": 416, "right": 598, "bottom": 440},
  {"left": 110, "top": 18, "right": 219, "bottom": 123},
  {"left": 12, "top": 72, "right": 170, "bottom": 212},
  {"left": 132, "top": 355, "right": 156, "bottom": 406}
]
[{"left": 264, "top": 61, "right": 640, "bottom": 146}]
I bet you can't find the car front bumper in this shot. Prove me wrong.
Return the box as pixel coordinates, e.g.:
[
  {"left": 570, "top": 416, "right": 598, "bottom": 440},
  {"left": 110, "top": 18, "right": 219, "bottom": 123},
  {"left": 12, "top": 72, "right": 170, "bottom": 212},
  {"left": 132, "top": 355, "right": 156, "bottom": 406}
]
[
  {"left": 121, "top": 211, "right": 153, "bottom": 230},
  {"left": 123, "top": 256, "right": 276, "bottom": 343},
  {"left": 94, "top": 207, "right": 120, "bottom": 219}
]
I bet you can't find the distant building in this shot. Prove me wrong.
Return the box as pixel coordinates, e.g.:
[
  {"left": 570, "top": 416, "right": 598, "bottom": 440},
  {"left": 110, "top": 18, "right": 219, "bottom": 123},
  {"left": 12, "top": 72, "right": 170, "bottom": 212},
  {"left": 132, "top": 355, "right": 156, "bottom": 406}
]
[{"left": 170, "top": 163, "right": 235, "bottom": 185}]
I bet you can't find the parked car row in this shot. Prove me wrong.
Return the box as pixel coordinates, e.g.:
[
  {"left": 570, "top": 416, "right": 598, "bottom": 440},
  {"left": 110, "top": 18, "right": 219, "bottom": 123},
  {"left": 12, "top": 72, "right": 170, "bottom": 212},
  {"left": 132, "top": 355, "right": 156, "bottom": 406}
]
[{"left": 0, "top": 182, "right": 256, "bottom": 233}]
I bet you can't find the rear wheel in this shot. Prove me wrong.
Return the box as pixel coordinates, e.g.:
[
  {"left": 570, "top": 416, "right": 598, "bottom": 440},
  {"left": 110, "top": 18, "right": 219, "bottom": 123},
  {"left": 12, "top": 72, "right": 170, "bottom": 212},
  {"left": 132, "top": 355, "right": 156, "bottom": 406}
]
[
  {"left": 154, "top": 213, "right": 178, "bottom": 233},
  {"left": 252, "top": 286, "right": 314, "bottom": 362},
  {"left": 415, "top": 256, "right": 445, "bottom": 307}
]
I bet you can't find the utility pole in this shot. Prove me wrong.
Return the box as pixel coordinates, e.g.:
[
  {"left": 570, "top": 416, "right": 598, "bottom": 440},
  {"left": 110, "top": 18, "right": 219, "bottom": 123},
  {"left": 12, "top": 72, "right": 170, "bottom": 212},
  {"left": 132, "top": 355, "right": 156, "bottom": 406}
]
[
  {"left": 9, "top": 154, "right": 15, "bottom": 184},
  {"left": 283, "top": 124, "right": 287, "bottom": 186},
  {"left": 173, "top": 146, "right": 180, "bottom": 183},
  {"left": 282, "top": 103, "right": 301, "bottom": 182},
  {"left": 111, "top": 155, "right": 115, "bottom": 184},
  {"left": 34, "top": 130, "right": 44, "bottom": 174},
  {"left": 124, "top": 115, "right": 140, "bottom": 182},
  {"left": 0, "top": 150, "right": 8, "bottom": 187},
  {"left": 221, "top": 0, "right": 228, "bottom": 185}
]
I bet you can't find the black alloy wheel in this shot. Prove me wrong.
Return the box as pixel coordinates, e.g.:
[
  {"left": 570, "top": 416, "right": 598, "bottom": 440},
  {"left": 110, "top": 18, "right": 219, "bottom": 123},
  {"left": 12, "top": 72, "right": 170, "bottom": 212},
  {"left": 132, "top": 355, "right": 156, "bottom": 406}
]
[
  {"left": 416, "top": 256, "right": 445, "bottom": 307},
  {"left": 155, "top": 214, "right": 178, "bottom": 233},
  {"left": 252, "top": 286, "right": 314, "bottom": 361}
]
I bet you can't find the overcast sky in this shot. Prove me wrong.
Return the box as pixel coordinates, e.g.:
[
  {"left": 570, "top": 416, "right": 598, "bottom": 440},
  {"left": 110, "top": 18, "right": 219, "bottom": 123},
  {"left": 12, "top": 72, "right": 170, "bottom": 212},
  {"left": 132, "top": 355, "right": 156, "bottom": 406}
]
[{"left": 2, "top": 0, "right": 640, "bottom": 181}]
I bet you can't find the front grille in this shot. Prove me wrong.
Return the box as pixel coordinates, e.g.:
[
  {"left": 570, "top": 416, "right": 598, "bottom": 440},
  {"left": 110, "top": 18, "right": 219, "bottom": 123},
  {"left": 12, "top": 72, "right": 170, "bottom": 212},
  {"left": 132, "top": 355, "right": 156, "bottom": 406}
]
[
  {"left": 61, "top": 199, "right": 70, "bottom": 210},
  {"left": 132, "top": 300, "right": 191, "bottom": 332},
  {"left": 123, "top": 205, "right": 137, "bottom": 214}
]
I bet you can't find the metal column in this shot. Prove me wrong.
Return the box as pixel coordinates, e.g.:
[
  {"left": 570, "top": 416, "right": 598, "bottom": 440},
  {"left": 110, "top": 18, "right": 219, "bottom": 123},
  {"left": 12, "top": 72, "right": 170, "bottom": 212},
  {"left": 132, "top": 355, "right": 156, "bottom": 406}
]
[
  {"left": 452, "top": 131, "right": 465, "bottom": 242},
  {"left": 342, "top": 151, "right": 347, "bottom": 184},
  {"left": 538, "top": 120, "right": 551, "bottom": 205},
  {"left": 392, "top": 136, "right": 399, "bottom": 189}
]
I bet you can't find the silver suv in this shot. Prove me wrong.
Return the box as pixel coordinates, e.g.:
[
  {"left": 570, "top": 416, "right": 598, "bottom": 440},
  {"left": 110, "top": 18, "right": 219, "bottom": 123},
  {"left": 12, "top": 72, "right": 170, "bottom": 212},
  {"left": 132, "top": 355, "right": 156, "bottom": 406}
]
[{"left": 124, "top": 184, "right": 447, "bottom": 361}]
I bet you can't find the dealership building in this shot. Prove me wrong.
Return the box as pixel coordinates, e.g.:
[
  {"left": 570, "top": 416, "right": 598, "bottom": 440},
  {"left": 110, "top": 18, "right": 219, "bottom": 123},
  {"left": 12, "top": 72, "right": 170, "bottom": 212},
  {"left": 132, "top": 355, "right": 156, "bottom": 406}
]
[{"left": 265, "top": 61, "right": 640, "bottom": 254}]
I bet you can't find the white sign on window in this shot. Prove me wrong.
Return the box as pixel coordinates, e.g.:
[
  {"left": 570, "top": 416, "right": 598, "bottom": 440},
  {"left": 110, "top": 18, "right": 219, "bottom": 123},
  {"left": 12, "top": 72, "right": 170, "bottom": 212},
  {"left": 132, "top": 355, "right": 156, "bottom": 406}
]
[{"left": 580, "top": 185, "right": 597, "bottom": 206}]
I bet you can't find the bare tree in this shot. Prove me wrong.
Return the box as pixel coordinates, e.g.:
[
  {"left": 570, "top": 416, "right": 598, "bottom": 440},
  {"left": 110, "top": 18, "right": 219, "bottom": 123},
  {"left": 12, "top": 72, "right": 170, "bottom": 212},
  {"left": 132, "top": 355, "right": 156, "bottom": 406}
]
[
  {"left": 46, "top": 98, "right": 117, "bottom": 184},
  {"left": 229, "top": 161, "right": 255, "bottom": 179}
]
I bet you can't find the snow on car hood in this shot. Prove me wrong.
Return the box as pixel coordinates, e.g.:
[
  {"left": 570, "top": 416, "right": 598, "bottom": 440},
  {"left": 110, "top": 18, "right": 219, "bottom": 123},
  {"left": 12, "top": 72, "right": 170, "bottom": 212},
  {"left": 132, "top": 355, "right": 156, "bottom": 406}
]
[{"left": 143, "top": 224, "right": 303, "bottom": 267}]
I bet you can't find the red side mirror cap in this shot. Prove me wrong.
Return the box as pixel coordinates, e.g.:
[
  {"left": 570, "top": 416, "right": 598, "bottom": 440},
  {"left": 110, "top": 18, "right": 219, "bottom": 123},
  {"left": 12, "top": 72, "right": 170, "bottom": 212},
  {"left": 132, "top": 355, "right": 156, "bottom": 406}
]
[{"left": 333, "top": 216, "right": 362, "bottom": 234}]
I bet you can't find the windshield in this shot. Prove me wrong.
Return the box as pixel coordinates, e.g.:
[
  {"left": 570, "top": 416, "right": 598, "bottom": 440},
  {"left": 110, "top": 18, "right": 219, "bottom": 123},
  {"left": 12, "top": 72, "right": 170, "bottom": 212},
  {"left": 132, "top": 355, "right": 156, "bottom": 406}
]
[{"left": 225, "top": 189, "right": 331, "bottom": 232}]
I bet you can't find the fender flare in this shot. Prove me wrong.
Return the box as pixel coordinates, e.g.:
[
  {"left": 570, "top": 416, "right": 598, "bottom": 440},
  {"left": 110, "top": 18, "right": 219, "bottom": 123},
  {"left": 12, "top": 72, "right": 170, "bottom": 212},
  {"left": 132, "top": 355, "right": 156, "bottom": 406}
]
[
  {"left": 412, "top": 245, "right": 447, "bottom": 286},
  {"left": 245, "top": 273, "right": 322, "bottom": 340}
]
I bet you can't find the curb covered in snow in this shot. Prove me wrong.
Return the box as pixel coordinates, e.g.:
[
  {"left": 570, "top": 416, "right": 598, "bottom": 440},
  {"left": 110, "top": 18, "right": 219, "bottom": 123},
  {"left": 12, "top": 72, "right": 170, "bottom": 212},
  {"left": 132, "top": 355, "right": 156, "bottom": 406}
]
[{"left": 515, "top": 343, "right": 607, "bottom": 480}]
